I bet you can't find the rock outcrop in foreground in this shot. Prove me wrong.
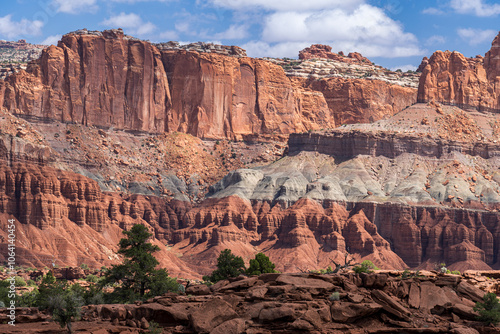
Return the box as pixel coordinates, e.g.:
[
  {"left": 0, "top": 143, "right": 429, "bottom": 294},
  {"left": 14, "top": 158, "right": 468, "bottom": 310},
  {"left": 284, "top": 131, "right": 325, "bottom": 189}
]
[
  {"left": 418, "top": 31, "right": 500, "bottom": 112},
  {"left": 0, "top": 271, "right": 497, "bottom": 333}
]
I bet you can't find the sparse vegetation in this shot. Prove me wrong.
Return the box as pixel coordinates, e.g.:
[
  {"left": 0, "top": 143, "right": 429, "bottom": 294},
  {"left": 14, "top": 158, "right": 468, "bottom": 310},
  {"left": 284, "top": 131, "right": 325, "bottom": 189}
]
[
  {"left": 102, "top": 224, "right": 181, "bottom": 303},
  {"left": 203, "top": 249, "right": 246, "bottom": 283},
  {"left": 353, "top": 260, "right": 378, "bottom": 274},
  {"left": 247, "top": 253, "right": 277, "bottom": 276},
  {"left": 329, "top": 292, "right": 340, "bottom": 301},
  {"left": 474, "top": 293, "right": 500, "bottom": 325}
]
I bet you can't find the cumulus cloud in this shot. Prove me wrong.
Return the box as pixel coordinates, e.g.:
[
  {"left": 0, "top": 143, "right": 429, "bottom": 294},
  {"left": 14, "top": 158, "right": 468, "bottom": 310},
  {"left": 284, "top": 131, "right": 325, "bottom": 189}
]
[
  {"left": 426, "top": 35, "right": 446, "bottom": 45},
  {"left": 242, "top": 41, "right": 311, "bottom": 58},
  {"left": 0, "top": 15, "right": 44, "bottom": 39},
  {"left": 209, "top": 24, "right": 249, "bottom": 40},
  {"left": 244, "top": 4, "right": 422, "bottom": 58},
  {"left": 208, "top": 0, "right": 364, "bottom": 11},
  {"left": 391, "top": 64, "right": 417, "bottom": 72},
  {"left": 159, "top": 30, "right": 179, "bottom": 40},
  {"left": 458, "top": 28, "right": 497, "bottom": 45},
  {"left": 51, "top": 0, "right": 98, "bottom": 14},
  {"left": 41, "top": 34, "right": 62, "bottom": 45},
  {"left": 422, "top": 7, "right": 445, "bottom": 15},
  {"left": 101, "top": 13, "right": 156, "bottom": 36},
  {"left": 450, "top": 0, "right": 500, "bottom": 16}
]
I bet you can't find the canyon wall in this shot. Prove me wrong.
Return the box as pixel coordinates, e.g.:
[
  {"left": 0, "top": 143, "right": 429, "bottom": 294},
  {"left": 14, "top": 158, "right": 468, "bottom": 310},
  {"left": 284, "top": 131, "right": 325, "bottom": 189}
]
[
  {"left": 2, "top": 160, "right": 499, "bottom": 272},
  {"left": 288, "top": 130, "right": 500, "bottom": 159},
  {"left": 418, "top": 31, "right": 500, "bottom": 112},
  {"left": 294, "top": 77, "right": 417, "bottom": 125},
  {"left": 161, "top": 50, "right": 333, "bottom": 140},
  {"left": 0, "top": 30, "right": 419, "bottom": 140},
  {"left": 1, "top": 29, "right": 171, "bottom": 132}
]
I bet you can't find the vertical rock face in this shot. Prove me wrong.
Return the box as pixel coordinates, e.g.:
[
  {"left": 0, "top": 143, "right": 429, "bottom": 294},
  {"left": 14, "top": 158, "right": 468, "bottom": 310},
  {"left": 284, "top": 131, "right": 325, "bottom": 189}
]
[
  {"left": 418, "top": 31, "right": 500, "bottom": 112},
  {"left": 295, "top": 77, "right": 417, "bottom": 125},
  {"left": 0, "top": 30, "right": 334, "bottom": 139},
  {"left": 1, "top": 29, "right": 171, "bottom": 132},
  {"left": 162, "top": 51, "right": 333, "bottom": 139}
]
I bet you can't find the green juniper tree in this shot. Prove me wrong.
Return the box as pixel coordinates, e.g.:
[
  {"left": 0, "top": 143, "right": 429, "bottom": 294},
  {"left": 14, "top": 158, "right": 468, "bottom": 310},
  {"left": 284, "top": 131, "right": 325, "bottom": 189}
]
[
  {"left": 103, "top": 224, "right": 179, "bottom": 302},
  {"left": 203, "top": 249, "right": 246, "bottom": 283},
  {"left": 246, "top": 253, "right": 276, "bottom": 275},
  {"left": 474, "top": 293, "right": 500, "bottom": 325}
]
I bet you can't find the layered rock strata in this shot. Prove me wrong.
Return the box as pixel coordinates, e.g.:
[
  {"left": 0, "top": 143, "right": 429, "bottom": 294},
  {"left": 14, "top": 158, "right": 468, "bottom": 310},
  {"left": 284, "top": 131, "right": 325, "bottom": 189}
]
[
  {"left": 0, "top": 31, "right": 419, "bottom": 140},
  {"left": 418, "top": 31, "right": 500, "bottom": 112},
  {"left": 288, "top": 129, "right": 500, "bottom": 159}
]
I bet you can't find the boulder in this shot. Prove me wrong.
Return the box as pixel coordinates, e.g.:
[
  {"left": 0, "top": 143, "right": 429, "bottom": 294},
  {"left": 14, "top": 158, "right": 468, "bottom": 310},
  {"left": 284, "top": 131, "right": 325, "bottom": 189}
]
[
  {"left": 330, "top": 301, "right": 382, "bottom": 323},
  {"left": 190, "top": 298, "right": 238, "bottom": 333}
]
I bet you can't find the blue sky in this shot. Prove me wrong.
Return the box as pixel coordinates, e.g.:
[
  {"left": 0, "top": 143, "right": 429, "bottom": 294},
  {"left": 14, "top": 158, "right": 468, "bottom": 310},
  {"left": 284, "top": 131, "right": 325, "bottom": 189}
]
[{"left": 0, "top": 0, "right": 499, "bottom": 70}]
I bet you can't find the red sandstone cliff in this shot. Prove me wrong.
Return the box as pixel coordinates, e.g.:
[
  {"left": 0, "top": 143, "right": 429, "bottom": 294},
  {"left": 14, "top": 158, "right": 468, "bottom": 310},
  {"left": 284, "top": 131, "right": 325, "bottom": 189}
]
[
  {"left": 1, "top": 29, "right": 171, "bottom": 132},
  {"left": 0, "top": 31, "right": 421, "bottom": 141},
  {"left": 298, "top": 44, "right": 371, "bottom": 64},
  {"left": 418, "top": 31, "right": 500, "bottom": 112},
  {"left": 162, "top": 50, "right": 333, "bottom": 140},
  {"left": 293, "top": 76, "right": 417, "bottom": 125},
  {"left": 0, "top": 30, "right": 334, "bottom": 140}
]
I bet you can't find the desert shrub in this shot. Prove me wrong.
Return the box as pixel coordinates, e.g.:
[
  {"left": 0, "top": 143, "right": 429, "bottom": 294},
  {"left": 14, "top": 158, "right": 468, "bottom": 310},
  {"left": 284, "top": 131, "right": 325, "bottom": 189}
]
[
  {"left": 246, "top": 253, "right": 276, "bottom": 276},
  {"left": 80, "top": 263, "right": 89, "bottom": 270},
  {"left": 203, "top": 249, "right": 246, "bottom": 283},
  {"left": 329, "top": 292, "right": 340, "bottom": 301},
  {"left": 14, "top": 276, "right": 26, "bottom": 287},
  {"left": 85, "top": 274, "right": 99, "bottom": 283},
  {"left": 149, "top": 320, "right": 163, "bottom": 334},
  {"left": 46, "top": 290, "right": 83, "bottom": 334},
  {"left": 474, "top": 293, "right": 500, "bottom": 325},
  {"left": 353, "top": 260, "right": 378, "bottom": 274}
]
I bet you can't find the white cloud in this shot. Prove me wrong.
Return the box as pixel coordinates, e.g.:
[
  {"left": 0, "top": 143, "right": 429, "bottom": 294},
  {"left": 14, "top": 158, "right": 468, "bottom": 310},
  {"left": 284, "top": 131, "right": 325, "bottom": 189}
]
[
  {"left": 426, "top": 35, "right": 446, "bottom": 45},
  {"left": 209, "top": 24, "right": 249, "bottom": 40},
  {"left": 457, "top": 28, "right": 497, "bottom": 45},
  {"left": 41, "top": 34, "right": 61, "bottom": 45},
  {"left": 159, "top": 30, "right": 179, "bottom": 40},
  {"left": 175, "top": 22, "right": 191, "bottom": 34},
  {"left": 391, "top": 64, "right": 417, "bottom": 72},
  {"left": 208, "top": 0, "right": 365, "bottom": 11},
  {"left": 51, "top": 0, "right": 98, "bottom": 14},
  {"left": 0, "top": 15, "right": 44, "bottom": 39},
  {"left": 242, "top": 41, "right": 310, "bottom": 58},
  {"left": 101, "top": 13, "right": 157, "bottom": 36},
  {"left": 450, "top": 0, "right": 500, "bottom": 16},
  {"left": 422, "top": 7, "right": 445, "bottom": 15},
  {"left": 246, "top": 4, "right": 422, "bottom": 58}
]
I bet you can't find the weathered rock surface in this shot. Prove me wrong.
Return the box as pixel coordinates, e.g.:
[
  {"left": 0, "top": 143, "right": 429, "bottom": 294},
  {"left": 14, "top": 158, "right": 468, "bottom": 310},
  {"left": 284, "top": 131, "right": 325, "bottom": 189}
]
[
  {"left": 0, "top": 272, "right": 494, "bottom": 333},
  {"left": 161, "top": 50, "right": 334, "bottom": 140},
  {"left": 294, "top": 76, "right": 417, "bottom": 125},
  {"left": 0, "top": 32, "right": 420, "bottom": 141},
  {"left": 418, "top": 32, "right": 500, "bottom": 112},
  {"left": 299, "top": 44, "right": 372, "bottom": 64},
  {"left": 0, "top": 30, "right": 334, "bottom": 140}
]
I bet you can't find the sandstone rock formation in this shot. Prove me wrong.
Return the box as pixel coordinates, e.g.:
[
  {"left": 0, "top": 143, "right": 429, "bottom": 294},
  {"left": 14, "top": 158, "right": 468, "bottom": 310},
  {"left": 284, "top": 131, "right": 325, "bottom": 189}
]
[
  {"left": 0, "top": 30, "right": 334, "bottom": 140},
  {"left": 1, "top": 29, "right": 171, "bottom": 133},
  {"left": 294, "top": 76, "right": 417, "bottom": 125},
  {"left": 418, "top": 31, "right": 500, "bottom": 112},
  {"left": 161, "top": 50, "right": 333, "bottom": 139},
  {"left": 0, "top": 271, "right": 494, "bottom": 333},
  {"left": 0, "top": 31, "right": 419, "bottom": 141},
  {"left": 299, "top": 44, "right": 371, "bottom": 64}
]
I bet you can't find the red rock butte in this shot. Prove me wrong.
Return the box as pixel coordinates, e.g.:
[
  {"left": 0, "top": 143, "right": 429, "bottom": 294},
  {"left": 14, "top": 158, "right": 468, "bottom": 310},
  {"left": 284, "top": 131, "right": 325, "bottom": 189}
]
[{"left": 418, "top": 31, "right": 500, "bottom": 113}]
